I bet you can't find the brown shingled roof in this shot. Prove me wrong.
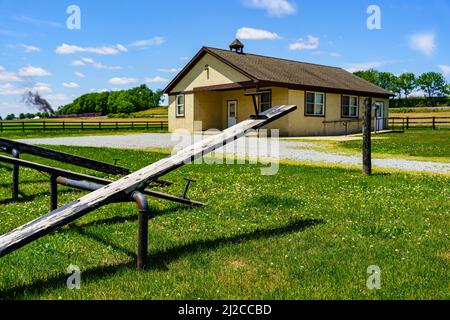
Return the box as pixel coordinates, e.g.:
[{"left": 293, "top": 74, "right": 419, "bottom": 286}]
[{"left": 164, "top": 46, "right": 393, "bottom": 97}]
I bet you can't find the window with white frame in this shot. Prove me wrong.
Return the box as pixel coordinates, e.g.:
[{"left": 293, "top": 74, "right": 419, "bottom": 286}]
[
  {"left": 176, "top": 94, "right": 185, "bottom": 117},
  {"left": 342, "top": 95, "right": 359, "bottom": 117},
  {"left": 305, "top": 92, "right": 325, "bottom": 116}
]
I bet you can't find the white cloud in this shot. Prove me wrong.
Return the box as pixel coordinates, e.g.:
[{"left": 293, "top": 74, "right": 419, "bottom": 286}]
[
  {"left": 14, "top": 44, "right": 41, "bottom": 53},
  {"left": 243, "top": 0, "right": 296, "bottom": 16},
  {"left": 289, "top": 35, "right": 319, "bottom": 50},
  {"left": 18, "top": 65, "right": 51, "bottom": 77},
  {"left": 330, "top": 52, "right": 341, "bottom": 57},
  {"left": 311, "top": 51, "right": 341, "bottom": 57},
  {"left": 90, "top": 88, "right": 109, "bottom": 93},
  {"left": 72, "top": 57, "right": 122, "bottom": 70},
  {"left": 74, "top": 71, "right": 85, "bottom": 78},
  {"left": 62, "top": 82, "right": 80, "bottom": 88},
  {"left": 15, "top": 15, "right": 63, "bottom": 28},
  {"left": 438, "top": 64, "right": 450, "bottom": 76},
  {"left": 145, "top": 76, "right": 169, "bottom": 83},
  {"left": 108, "top": 77, "right": 138, "bottom": 85},
  {"left": 45, "top": 93, "right": 69, "bottom": 102},
  {"left": 0, "top": 82, "right": 51, "bottom": 95},
  {"left": 116, "top": 44, "right": 128, "bottom": 52},
  {"left": 31, "top": 82, "right": 52, "bottom": 93},
  {"left": 343, "top": 61, "right": 388, "bottom": 73},
  {"left": 0, "top": 83, "right": 23, "bottom": 95},
  {"left": 157, "top": 68, "right": 182, "bottom": 73},
  {"left": 129, "top": 37, "right": 166, "bottom": 47},
  {"left": 0, "top": 66, "right": 22, "bottom": 82},
  {"left": 409, "top": 32, "right": 436, "bottom": 56},
  {"left": 56, "top": 43, "right": 126, "bottom": 55},
  {"left": 236, "top": 27, "right": 280, "bottom": 40}
]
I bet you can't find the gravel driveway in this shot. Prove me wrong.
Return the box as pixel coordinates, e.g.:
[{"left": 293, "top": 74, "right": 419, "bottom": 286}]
[{"left": 19, "top": 133, "right": 450, "bottom": 174}]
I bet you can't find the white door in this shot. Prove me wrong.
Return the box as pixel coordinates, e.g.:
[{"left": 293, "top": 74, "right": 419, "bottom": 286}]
[
  {"left": 227, "top": 101, "right": 237, "bottom": 127},
  {"left": 375, "top": 102, "right": 385, "bottom": 131}
]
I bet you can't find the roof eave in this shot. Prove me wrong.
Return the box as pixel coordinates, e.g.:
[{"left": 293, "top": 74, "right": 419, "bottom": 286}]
[{"left": 163, "top": 47, "right": 257, "bottom": 94}]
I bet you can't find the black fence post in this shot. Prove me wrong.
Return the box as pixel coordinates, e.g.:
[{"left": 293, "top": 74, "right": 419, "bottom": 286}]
[
  {"left": 432, "top": 117, "right": 436, "bottom": 130},
  {"left": 12, "top": 148, "right": 20, "bottom": 201},
  {"left": 362, "top": 98, "right": 372, "bottom": 176}
]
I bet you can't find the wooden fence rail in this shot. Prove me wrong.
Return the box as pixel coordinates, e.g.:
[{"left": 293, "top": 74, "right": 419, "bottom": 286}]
[
  {"left": 0, "top": 120, "right": 168, "bottom": 133},
  {"left": 388, "top": 116, "right": 450, "bottom": 130}
]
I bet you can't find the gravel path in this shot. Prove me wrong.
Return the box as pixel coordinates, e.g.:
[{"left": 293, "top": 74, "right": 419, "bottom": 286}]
[{"left": 19, "top": 133, "right": 450, "bottom": 174}]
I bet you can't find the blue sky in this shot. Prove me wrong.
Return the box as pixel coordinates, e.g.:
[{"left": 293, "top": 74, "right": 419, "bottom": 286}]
[{"left": 0, "top": 0, "right": 449, "bottom": 116}]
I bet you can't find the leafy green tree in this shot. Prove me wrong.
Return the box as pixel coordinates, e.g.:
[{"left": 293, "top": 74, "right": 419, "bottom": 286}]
[
  {"left": 417, "top": 72, "right": 447, "bottom": 98},
  {"left": 117, "top": 99, "right": 134, "bottom": 114},
  {"left": 378, "top": 72, "right": 400, "bottom": 96},
  {"left": 56, "top": 84, "right": 166, "bottom": 116},
  {"left": 5, "top": 114, "right": 15, "bottom": 120},
  {"left": 398, "top": 73, "right": 417, "bottom": 98},
  {"left": 353, "top": 69, "right": 380, "bottom": 85}
]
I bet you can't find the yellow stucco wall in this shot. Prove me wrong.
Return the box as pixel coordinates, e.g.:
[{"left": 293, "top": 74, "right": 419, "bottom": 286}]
[
  {"left": 171, "top": 54, "right": 250, "bottom": 93},
  {"left": 168, "top": 94, "right": 195, "bottom": 133}
]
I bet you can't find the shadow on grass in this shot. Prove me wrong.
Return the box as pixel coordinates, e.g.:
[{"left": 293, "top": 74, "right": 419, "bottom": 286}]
[
  {"left": 71, "top": 205, "right": 188, "bottom": 229},
  {"left": 0, "top": 189, "right": 76, "bottom": 206},
  {"left": 0, "top": 218, "right": 323, "bottom": 299}
]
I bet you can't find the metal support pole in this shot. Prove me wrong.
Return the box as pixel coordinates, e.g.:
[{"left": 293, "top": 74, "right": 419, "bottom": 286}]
[
  {"left": 12, "top": 148, "right": 20, "bottom": 201},
  {"left": 132, "top": 191, "right": 150, "bottom": 270},
  {"left": 182, "top": 178, "right": 196, "bottom": 199},
  {"left": 50, "top": 174, "right": 58, "bottom": 211}
]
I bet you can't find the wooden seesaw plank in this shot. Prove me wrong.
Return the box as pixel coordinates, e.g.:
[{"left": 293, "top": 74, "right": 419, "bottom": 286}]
[
  {"left": 0, "top": 105, "right": 296, "bottom": 258},
  {"left": 0, "top": 138, "right": 130, "bottom": 175}
]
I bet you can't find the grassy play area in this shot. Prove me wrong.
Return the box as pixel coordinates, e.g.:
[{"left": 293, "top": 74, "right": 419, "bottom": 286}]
[{"left": 0, "top": 146, "right": 448, "bottom": 299}]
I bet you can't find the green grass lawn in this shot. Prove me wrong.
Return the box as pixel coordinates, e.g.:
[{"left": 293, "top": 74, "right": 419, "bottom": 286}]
[
  {"left": 338, "top": 129, "right": 450, "bottom": 160},
  {"left": 0, "top": 146, "right": 448, "bottom": 300},
  {"left": 0, "top": 128, "right": 168, "bottom": 140}
]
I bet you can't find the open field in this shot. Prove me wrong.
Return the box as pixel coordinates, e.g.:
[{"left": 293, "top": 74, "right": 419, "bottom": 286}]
[
  {"left": 295, "top": 129, "right": 450, "bottom": 163},
  {"left": 0, "top": 129, "right": 168, "bottom": 140},
  {"left": 132, "top": 106, "right": 168, "bottom": 118},
  {"left": 338, "top": 129, "right": 450, "bottom": 160},
  {"left": 390, "top": 111, "right": 450, "bottom": 118},
  {"left": 0, "top": 119, "right": 168, "bottom": 137},
  {"left": 0, "top": 146, "right": 448, "bottom": 299}
]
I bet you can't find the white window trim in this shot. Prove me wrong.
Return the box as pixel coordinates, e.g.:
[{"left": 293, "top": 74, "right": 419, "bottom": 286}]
[
  {"left": 342, "top": 95, "right": 359, "bottom": 118},
  {"left": 176, "top": 94, "right": 185, "bottom": 117},
  {"left": 305, "top": 92, "right": 325, "bottom": 116}
]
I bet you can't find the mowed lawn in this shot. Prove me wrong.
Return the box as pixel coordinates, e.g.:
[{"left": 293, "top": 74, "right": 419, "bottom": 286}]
[
  {"left": 0, "top": 146, "right": 448, "bottom": 300},
  {"left": 338, "top": 129, "right": 450, "bottom": 161}
]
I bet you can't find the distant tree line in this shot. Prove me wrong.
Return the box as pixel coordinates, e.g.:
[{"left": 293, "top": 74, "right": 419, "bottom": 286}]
[
  {"left": 353, "top": 70, "right": 450, "bottom": 107},
  {"left": 1, "top": 112, "right": 51, "bottom": 121},
  {"left": 56, "top": 85, "right": 163, "bottom": 116}
]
